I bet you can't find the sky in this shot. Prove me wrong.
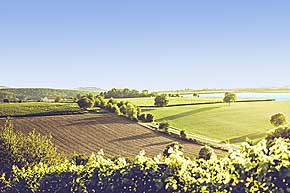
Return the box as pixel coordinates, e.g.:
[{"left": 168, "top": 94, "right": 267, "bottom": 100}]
[{"left": 1, "top": 0, "right": 290, "bottom": 91}]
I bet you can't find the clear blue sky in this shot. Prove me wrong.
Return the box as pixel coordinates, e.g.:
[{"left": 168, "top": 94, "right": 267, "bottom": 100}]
[{"left": 1, "top": 1, "right": 290, "bottom": 91}]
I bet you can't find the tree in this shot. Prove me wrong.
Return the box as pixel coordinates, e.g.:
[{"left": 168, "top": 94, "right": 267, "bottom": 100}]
[
  {"left": 223, "top": 92, "right": 237, "bottom": 106},
  {"left": 125, "top": 103, "right": 138, "bottom": 120},
  {"left": 270, "top": 113, "right": 288, "bottom": 127},
  {"left": 154, "top": 95, "right": 169, "bottom": 107},
  {"left": 77, "top": 97, "right": 94, "bottom": 109},
  {"left": 198, "top": 146, "right": 215, "bottom": 160}
]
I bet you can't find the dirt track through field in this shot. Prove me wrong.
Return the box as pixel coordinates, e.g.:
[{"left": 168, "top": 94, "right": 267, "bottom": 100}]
[{"left": 0, "top": 113, "right": 223, "bottom": 157}]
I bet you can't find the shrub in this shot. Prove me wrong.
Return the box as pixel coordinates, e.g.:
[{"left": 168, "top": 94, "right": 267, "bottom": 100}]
[
  {"left": 138, "top": 113, "right": 146, "bottom": 122},
  {"left": 3, "top": 99, "right": 9, "bottom": 103},
  {"left": 159, "top": 121, "right": 169, "bottom": 132},
  {"left": 180, "top": 129, "right": 186, "bottom": 138},
  {"left": 145, "top": 113, "right": 154, "bottom": 122},
  {"left": 163, "top": 142, "right": 183, "bottom": 157},
  {"left": 266, "top": 126, "right": 290, "bottom": 148},
  {"left": 125, "top": 103, "right": 138, "bottom": 120},
  {"left": 154, "top": 95, "right": 169, "bottom": 107},
  {"left": 198, "top": 145, "right": 214, "bottom": 160},
  {"left": 119, "top": 104, "right": 127, "bottom": 115},
  {"left": 270, "top": 113, "right": 288, "bottom": 127},
  {"left": 54, "top": 96, "right": 61, "bottom": 102},
  {"left": 107, "top": 98, "right": 118, "bottom": 105},
  {"left": 77, "top": 97, "right": 94, "bottom": 109}
]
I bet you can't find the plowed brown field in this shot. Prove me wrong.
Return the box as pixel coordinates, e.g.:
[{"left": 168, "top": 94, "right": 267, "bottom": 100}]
[{"left": 0, "top": 113, "right": 224, "bottom": 157}]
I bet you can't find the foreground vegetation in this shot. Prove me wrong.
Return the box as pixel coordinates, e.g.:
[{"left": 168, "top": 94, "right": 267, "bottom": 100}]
[
  {"left": 0, "top": 119, "right": 290, "bottom": 192},
  {"left": 0, "top": 102, "right": 80, "bottom": 117},
  {"left": 146, "top": 101, "right": 290, "bottom": 144}
]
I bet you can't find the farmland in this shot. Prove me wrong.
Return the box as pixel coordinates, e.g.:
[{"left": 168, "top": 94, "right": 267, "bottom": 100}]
[
  {"left": 0, "top": 102, "right": 80, "bottom": 116},
  {"left": 116, "top": 96, "right": 273, "bottom": 107},
  {"left": 0, "top": 113, "right": 223, "bottom": 157},
  {"left": 117, "top": 97, "right": 221, "bottom": 107},
  {"left": 145, "top": 101, "right": 290, "bottom": 144}
]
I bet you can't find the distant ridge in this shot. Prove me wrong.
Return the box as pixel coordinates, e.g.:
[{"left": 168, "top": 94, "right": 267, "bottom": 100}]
[{"left": 76, "top": 87, "right": 106, "bottom": 92}]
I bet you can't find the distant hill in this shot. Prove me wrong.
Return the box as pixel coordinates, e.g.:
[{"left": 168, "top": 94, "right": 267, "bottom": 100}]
[
  {"left": 0, "top": 88, "right": 100, "bottom": 101},
  {"left": 76, "top": 87, "right": 106, "bottom": 92}
]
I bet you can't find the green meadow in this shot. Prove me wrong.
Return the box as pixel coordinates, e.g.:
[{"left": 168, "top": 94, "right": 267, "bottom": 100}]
[
  {"left": 0, "top": 102, "right": 80, "bottom": 116},
  {"left": 117, "top": 97, "right": 221, "bottom": 107},
  {"left": 144, "top": 101, "right": 290, "bottom": 144}
]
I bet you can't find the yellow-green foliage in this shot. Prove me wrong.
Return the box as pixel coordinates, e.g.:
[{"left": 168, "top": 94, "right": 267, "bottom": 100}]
[
  {"left": 0, "top": 119, "right": 64, "bottom": 174},
  {"left": 1, "top": 130, "right": 290, "bottom": 192}
]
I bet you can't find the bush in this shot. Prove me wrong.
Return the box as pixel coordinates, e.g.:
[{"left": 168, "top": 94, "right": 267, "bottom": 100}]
[
  {"left": 270, "top": 113, "right": 288, "bottom": 127},
  {"left": 154, "top": 95, "right": 169, "bottom": 107},
  {"left": 125, "top": 103, "right": 138, "bottom": 120},
  {"left": 180, "top": 129, "right": 186, "bottom": 138},
  {"left": 163, "top": 142, "right": 183, "bottom": 157},
  {"left": 54, "top": 96, "right": 62, "bottom": 102},
  {"left": 145, "top": 113, "right": 154, "bottom": 122},
  {"left": 198, "top": 145, "right": 214, "bottom": 160},
  {"left": 138, "top": 113, "right": 146, "bottom": 122},
  {"left": 77, "top": 97, "right": 94, "bottom": 109},
  {"left": 159, "top": 121, "right": 169, "bottom": 132},
  {"left": 3, "top": 99, "right": 9, "bottom": 103},
  {"left": 266, "top": 126, "right": 290, "bottom": 147}
]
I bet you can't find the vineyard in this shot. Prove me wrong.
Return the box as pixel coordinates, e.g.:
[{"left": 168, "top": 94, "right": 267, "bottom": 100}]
[{"left": 0, "top": 113, "right": 218, "bottom": 157}]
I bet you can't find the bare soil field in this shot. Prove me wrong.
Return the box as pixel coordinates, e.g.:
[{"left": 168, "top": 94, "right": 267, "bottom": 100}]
[{"left": 0, "top": 113, "right": 224, "bottom": 157}]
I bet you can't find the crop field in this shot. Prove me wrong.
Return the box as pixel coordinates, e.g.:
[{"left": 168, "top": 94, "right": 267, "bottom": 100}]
[
  {"left": 0, "top": 102, "right": 80, "bottom": 116},
  {"left": 0, "top": 113, "right": 224, "bottom": 157},
  {"left": 145, "top": 101, "right": 290, "bottom": 144},
  {"left": 117, "top": 97, "right": 221, "bottom": 107}
]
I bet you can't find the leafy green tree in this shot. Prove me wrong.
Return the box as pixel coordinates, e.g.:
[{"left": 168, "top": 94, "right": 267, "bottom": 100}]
[
  {"left": 154, "top": 95, "right": 169, "bottom": 107},
  {"left": 223, "top": 92, "right": 237, "bottom": 106},
  {"left": 125, "top": 103, "right": 138, "bottom": 120},
  {"left": 270, "top": 113, "right": 288, "bottom": 127},
  {"left": 77, "top": 97, "right": 94, "bottom": 109}
]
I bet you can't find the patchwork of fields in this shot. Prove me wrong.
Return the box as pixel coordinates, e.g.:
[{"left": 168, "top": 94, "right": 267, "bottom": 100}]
[
  {"left": 117, "top": 97, "right": 221, "bottom": 107},
  {"left": 0, "top": 113, "right": 223, "bottom": 157},
  {"left": 145, "top": 101, "right": 290, "bottom": 143},
  {"left": 0, "top": 102, "right": 80, "bottom": 116}
]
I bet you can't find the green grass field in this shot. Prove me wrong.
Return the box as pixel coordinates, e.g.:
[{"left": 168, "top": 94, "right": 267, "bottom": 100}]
[
  {"left": 144, "top": 101, "right": 290, "bottom": 144},
  {"left": 117, "top": 97, "right": 221, "bottom": 107},
  {"left": 0, "top": 102, "right": 80, "bottom": 116}
]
